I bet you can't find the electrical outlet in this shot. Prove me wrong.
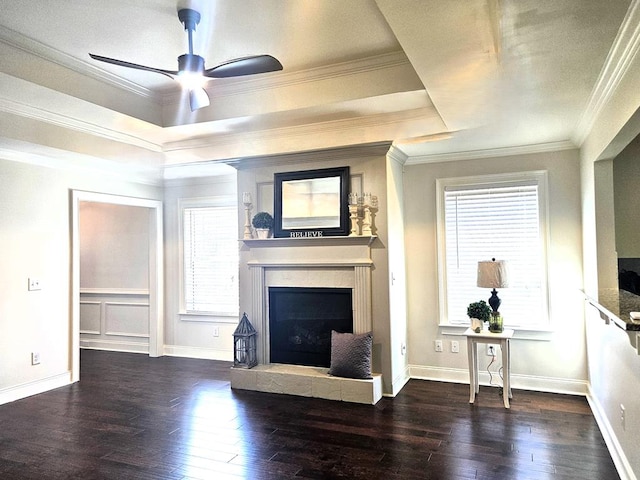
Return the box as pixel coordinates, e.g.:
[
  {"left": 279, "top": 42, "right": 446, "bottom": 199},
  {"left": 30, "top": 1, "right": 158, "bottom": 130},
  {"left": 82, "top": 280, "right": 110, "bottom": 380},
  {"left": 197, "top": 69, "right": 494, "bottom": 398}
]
[
  {"left": 451, "top": 340, "right": 459, "bottom": 353},
  {"left": 401, "top": 342, "right": 406, "bottom": 355},
  {"left": 31, "top": 352, "right": 41, "bottom": 365},
  {"left": 620, "top": 404, "right": 626, "bottom": 430},
  {"left": 434, "top": 340, "right": 443, "bottom": 352},
  {"left": 28, "top": 278, "right": 41, "bottom": 291},
  {"left": 486, "top": 344, "right": 499, "bottom": 356},
  {"left": 212, "top": 326, "right": 220, "bottom": 337}
]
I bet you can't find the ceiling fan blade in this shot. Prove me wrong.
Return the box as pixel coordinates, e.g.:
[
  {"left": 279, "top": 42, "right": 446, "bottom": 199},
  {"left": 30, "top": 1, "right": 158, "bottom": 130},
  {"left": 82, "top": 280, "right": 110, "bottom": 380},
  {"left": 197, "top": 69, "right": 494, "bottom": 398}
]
[
  {"left": 189, "top": 87, "right": 210, "bottom": 111},
  {"left": 204, "top": 55, "right": 283, "bottom": 78},
  {"left": 89, "top": 54, "right": 178, "bottom": 80}
]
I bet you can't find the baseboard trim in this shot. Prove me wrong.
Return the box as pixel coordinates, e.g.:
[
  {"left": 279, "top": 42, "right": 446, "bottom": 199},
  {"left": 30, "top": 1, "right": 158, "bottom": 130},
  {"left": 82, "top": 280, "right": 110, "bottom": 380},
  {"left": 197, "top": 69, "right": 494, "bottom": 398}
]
[
  {"left": 587, "top": 386, "right": 638, "bottom": 480},
  {"left": 163, "top": 345, "right": 233, "bottom": 362},
  {"left": 385, "top": 365, "right": 411, "bottom": 397},
  {"left": 408, "top": 365, "right": 588, "bottom": 396},
  {"left": 0, "top": 372, "right": 72, "bottom": 406},
  {"left": 80, "top": 339, "right": 149, "bottom": 354}
]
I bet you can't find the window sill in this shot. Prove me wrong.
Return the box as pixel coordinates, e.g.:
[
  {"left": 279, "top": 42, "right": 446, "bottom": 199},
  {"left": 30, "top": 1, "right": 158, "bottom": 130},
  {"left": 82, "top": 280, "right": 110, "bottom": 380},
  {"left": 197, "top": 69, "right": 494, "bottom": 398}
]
[
  {"left": 438, "top": 324, "right": 553, "bottom": 341},
  {"left": 179, "top": 312, "right": 239, "bottom": 323}
]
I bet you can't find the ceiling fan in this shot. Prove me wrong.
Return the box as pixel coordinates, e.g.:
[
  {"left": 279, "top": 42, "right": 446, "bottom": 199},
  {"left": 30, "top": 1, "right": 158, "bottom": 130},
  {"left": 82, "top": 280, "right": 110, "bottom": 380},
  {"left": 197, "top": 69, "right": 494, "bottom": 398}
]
[{"left": 89, "top": 8, "right": 283, "bottom": 111}]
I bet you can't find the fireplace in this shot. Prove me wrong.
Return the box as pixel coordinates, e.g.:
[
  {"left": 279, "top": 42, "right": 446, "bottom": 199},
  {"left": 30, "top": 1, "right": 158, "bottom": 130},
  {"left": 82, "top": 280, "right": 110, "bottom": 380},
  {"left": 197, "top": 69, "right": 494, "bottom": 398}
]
[
  {"left": 269, "top": 287, "right": 353, "bottom": 367},
  {"left": 231, "top": 237, "right": 382, "bottom": 405}
]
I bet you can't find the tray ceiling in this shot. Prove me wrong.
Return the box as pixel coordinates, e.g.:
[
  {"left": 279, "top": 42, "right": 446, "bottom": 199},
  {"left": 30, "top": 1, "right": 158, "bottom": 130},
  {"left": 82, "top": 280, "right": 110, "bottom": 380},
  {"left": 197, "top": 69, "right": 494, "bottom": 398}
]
[{"left": 0, "top": 0, "right": 633, "bottom": 179}]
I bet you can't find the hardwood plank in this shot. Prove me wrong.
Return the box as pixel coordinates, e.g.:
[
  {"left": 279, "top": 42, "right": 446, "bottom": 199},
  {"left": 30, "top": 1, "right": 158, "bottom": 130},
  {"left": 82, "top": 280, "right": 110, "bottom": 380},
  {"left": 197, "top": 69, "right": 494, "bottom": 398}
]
[{"left": 0, "top": 350, "right": 620, "bottom": 479}]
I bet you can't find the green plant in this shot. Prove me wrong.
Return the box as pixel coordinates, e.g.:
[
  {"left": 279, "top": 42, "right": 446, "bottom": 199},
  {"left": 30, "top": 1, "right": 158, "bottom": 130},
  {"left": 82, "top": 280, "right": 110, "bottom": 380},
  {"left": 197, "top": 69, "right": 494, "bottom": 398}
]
[
  {"left": 252, "top": 211, "right": 274, "bottom": 229},
  {"left": 467, "top": 300, "right": 491, "bottom": 322}
]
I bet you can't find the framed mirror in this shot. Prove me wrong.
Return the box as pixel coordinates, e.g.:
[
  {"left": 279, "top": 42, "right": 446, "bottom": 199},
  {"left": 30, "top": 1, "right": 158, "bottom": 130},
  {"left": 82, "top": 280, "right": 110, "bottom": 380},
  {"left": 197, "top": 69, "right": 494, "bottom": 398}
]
[{"left": 274, "top": 166, "right": 350, "bottom": 238}]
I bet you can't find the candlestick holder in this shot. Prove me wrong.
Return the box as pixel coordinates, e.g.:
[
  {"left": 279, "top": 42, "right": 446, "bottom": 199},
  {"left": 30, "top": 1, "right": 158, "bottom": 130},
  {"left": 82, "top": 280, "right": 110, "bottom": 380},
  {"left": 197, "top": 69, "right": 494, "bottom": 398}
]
[
  {"left": 243, "top": 197, "right": 253, "bottom": 240},
  {"left": 368, "top": 195, "right": 378, "bottom": 236},
  {"left": 349, "top": 204, "right": 360, "bottom": 236}
]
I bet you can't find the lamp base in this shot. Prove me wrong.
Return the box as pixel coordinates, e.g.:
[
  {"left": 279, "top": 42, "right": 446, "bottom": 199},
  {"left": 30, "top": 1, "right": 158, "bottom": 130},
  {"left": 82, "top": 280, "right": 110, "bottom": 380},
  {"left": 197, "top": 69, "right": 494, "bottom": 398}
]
[
  {"left": 488, "top": 313, "right": 503, "bottom": 333},
  {"left": 488, "top": 289, "right": 501, "bottom": 313}
]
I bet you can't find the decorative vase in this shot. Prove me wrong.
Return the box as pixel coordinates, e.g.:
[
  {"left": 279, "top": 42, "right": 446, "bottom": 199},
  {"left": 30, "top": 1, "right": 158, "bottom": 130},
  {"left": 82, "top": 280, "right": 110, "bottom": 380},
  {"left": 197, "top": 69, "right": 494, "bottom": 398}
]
[
  {"left": 488, "top": 313, "right": 503, "bottom": 333},
  {"left": 470, "top": 318, "right": 483, "bottom": 331},
  {"left": 255, "top": 228, "right": 270, "bottom": 239}
]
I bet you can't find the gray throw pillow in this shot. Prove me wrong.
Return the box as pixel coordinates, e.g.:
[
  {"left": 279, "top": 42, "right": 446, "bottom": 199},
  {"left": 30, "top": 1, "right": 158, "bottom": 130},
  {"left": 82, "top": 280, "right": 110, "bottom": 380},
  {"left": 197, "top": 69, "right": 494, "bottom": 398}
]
[{"left": 328, "top": 330, "right": 373, "bottom": 379}]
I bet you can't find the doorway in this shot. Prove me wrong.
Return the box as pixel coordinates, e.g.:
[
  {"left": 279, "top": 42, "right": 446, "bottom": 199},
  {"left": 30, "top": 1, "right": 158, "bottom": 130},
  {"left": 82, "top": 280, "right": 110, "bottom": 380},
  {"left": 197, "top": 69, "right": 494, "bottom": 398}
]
[{"left": 71, "top": 191, "right": 163, "bottom": 382}]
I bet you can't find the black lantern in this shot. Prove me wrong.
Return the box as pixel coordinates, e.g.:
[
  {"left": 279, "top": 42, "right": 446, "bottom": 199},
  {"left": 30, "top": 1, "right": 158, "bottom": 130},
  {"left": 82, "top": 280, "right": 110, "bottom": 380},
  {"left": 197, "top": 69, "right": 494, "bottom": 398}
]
[{"left": 233, "top": 312, "right": 257, "bottom": 368}]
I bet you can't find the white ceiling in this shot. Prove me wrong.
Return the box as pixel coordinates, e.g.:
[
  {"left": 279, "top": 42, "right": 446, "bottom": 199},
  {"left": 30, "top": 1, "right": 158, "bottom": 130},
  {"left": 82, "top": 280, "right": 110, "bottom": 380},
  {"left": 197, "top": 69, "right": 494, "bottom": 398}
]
[{"left": 0, "top": 0, "right": 633, "bottom": 180}]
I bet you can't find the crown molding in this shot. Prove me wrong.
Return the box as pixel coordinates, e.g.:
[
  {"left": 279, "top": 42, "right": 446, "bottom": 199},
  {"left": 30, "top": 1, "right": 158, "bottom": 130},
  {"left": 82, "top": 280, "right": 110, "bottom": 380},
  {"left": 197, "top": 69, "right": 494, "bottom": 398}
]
[
  {"left": 0, "top": 24, "right": 157, "bottom": 100},
  {"left": 403, "top": 140, "right": 576, "bottom": 165},
  {"left": 228, "top": 142, "right": 392, "bottom": 170},
  {"left": 572, "top": 0, "right": 640, "bottom": 146},
  {"left": 0, "top": 96, "right": 163, "bottom": 153},
  {"left": 387, "top": 145, "right": 409, "bottom": 166}
]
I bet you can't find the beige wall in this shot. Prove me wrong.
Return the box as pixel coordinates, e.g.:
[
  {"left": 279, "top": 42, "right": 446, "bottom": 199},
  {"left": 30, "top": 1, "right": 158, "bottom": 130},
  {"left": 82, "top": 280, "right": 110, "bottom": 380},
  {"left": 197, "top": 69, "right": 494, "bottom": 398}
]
[
  {"left": 0, "top": 158, "right": 161, "bottom": 404},
  {"left": 80, "top": 202, "right": 150, "bottom": 289},
  {"left": 79, "top": 202, "right": 151, "bottom": 353},
  {"left": 404, "top": 149, "right": 587, "bottom": 390},
  {"left": 614, "top": 138, "right": 640, "bottom": 258},
  {"left": 162, "top": 174, "right": 238, "bottom": 360}
]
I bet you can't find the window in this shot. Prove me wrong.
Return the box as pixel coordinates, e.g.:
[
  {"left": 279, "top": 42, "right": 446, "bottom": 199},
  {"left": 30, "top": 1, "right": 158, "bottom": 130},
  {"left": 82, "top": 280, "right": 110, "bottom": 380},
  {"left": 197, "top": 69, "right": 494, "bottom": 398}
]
[
  {"left": 436, "top": 171, "right": 549, "bottom": 329},
  {"left": 180, "top": 197, "right": 239, "bottom": 318}
]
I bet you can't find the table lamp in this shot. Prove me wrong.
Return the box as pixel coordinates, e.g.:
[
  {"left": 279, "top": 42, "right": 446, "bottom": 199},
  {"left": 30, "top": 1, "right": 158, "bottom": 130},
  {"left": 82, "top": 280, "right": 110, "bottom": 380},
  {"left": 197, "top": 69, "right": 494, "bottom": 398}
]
[{"left": 477, "top": 258, "right": 509, "bottom": 314}]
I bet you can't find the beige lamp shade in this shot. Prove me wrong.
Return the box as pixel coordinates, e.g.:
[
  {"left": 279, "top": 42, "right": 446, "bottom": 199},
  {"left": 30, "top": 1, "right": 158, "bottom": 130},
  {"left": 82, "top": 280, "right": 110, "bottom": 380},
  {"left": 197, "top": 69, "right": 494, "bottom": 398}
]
[{"left": 477, "top": 259, "right": 509, "bottom": 289}]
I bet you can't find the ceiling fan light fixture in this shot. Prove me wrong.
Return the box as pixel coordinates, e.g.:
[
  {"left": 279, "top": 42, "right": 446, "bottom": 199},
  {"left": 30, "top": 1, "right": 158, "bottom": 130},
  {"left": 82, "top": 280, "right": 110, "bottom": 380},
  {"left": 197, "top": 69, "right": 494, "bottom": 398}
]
[
  {"left": 88, "top": 7, "right": 282, "bottom": 112},
  {"left": 189, "top": 87, "right": 210, "bottom": 111},
  {"left": 177, "top": 53, "right": 207, "bottom": 92},
  {"left": 178, "top": 54, "right": 205, "bottom": 74}
]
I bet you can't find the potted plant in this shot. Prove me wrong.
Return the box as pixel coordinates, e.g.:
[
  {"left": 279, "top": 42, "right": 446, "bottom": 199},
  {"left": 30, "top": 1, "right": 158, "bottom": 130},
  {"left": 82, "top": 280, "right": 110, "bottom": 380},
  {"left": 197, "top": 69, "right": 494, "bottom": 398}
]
[
  {"left": 467, "top": 300, "right": 491, "bottom": 332},
  {"left": 252, "top": 212, "right": 274, "bottom": 239}
]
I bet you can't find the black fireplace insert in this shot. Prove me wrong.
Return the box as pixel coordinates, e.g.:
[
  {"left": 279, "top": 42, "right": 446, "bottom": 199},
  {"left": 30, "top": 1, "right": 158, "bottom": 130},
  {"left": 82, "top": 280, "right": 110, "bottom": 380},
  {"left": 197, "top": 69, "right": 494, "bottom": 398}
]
[{"left": 268, "top": 287, "right": 353, "bottom": 367}]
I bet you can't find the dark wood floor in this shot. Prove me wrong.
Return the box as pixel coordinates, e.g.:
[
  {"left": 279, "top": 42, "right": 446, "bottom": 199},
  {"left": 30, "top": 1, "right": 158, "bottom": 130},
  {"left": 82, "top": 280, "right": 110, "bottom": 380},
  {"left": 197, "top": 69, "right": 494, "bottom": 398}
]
[{"left": 0, "top": 350, "right": 619, "bottom": 479}]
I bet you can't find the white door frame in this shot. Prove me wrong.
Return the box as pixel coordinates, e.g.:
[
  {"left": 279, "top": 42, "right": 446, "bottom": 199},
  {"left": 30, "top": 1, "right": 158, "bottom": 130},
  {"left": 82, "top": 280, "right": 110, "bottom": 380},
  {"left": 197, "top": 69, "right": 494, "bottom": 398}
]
[{"left": 71, "top": 190, "right": 164, "bottom": 382}]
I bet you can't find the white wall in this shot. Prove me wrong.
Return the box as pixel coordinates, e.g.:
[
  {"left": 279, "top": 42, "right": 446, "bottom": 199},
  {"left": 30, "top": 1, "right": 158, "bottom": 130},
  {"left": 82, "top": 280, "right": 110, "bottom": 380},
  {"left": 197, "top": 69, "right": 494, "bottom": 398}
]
[
  {"left": 163, "top": 174, "right": 238, "bottom": 360},
  {"left": 404, "top": 149, "right": 588, "bottom": 393},
  {"left": 0, "top": 158, "right": 161, "bottom": 405},
  {"left": 584, "top": 154, "right": 640, "bottom": 480},
  {"left": 579, "top": 20, "right": 640, "bottom": 478},
  {"left": 386, "top": 153, "right": 409, "bottom": 394}
]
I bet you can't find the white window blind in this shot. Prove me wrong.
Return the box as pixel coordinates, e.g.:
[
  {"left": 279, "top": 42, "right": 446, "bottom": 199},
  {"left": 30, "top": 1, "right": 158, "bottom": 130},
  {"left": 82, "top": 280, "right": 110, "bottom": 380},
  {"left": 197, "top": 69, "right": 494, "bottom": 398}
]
[
  {"left": 439, "top": 174, "right": 548, "bottom": 328},
  {"left": 183, "top": 204, "right": 238, "bottom": 316}
]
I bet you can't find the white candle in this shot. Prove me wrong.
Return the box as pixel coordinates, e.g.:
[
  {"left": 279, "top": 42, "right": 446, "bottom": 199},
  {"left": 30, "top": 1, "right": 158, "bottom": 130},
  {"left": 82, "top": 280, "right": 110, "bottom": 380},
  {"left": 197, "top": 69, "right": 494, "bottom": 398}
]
[{"left": 242, "top": 192, "right": 252, "bottom": 204}]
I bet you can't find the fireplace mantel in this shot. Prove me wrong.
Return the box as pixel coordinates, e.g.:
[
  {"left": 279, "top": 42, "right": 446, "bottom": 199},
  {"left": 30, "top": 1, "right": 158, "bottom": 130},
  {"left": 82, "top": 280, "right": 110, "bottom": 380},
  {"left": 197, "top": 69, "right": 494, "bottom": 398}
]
[{"left": 242, "top": 235, "right": 376, "bottom": 247}]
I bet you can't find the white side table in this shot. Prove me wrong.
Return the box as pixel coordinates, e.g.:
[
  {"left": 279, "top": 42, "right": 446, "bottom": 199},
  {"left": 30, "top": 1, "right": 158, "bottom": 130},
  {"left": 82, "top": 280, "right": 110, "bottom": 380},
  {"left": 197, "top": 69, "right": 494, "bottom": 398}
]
[{"left": 464, "top": 327, "right": 514, "bottom": 408}]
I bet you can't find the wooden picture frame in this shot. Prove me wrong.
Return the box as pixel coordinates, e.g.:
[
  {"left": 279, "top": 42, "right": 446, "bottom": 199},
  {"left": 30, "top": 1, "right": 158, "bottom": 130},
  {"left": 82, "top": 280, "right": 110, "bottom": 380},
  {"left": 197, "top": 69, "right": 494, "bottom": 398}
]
[{"left": 274, "top": 166, "right": 350, "bottom": 238}]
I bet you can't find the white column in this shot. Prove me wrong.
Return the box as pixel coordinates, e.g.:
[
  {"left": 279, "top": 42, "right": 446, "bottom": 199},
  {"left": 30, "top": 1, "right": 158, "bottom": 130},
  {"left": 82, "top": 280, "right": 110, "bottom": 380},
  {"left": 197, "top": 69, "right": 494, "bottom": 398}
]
[
  {"left": 353, "top": 265, "right": 373, "bottom": 333},
  {"left": 250, "top": 265, "right": 268, "bottom": 364}
]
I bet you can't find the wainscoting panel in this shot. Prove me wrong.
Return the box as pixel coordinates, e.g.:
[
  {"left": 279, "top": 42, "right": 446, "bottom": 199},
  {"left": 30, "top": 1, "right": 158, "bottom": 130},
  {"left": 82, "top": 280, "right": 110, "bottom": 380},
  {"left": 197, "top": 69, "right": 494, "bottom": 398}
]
[
  {"left": 105, "top": 302, "right": 149, "bottom": 337},
  {"left": 79, "top": 301, "right": 101, "bottom": 335},
  {"left": 80, "top": 289, "right": 149, "bottom": 353}
]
